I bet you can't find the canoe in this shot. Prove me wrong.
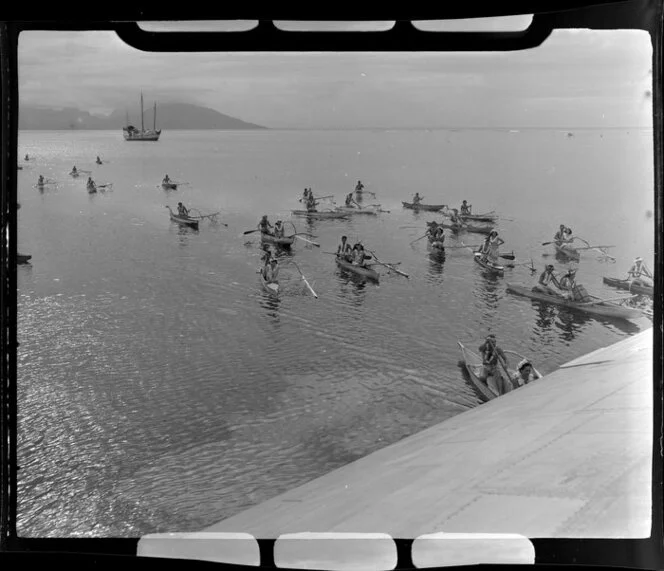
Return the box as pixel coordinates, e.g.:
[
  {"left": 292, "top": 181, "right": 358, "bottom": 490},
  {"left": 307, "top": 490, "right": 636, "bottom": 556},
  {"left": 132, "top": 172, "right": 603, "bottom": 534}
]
[
  {"left": 554, "top": 243, "right": 580, "bottom": 259},
  {"left": 473, "top": 252, "right": 504, "bottom": 273},
  {"left": 292, "top": 210, "right": 348, "bottom": 219},
  {"left": 335, "top": 206, "right": 378, "bottom": 216},
  {"left": 335, "top": 256, "right": 380, "bottom": 282},
  {"left": 259, "top": 269, "right": 279, "bottom": 297},
  {"left": 458, "top": 341, "right": 541, "bottom": 401},
  {"left": 440, "top": 222, "right": 493, "bottom": 235},
  {"left": 17, "top": 253, "right": 31, "bottom": 264},
  {"left": 87, "top": 186, "right": 97, "bottom": 194},
  {"left": 167, "top": 207, "right": 199, "bottom": 229},
  {"left": 402, "top": 201, "right": 446, "bottom": 212},
  {"left": 505, "top": 283, "right": 643, "bottom": 321},
  {"left": 603, "top": 276, "right": 653, "bottom": 297},
  {"left": 261, "top": 233, "right": 295, "bottom": 248},
  {"left": 162, "top": 182, "right": 178, "bottom": 190},
  {"left": 460, "top": 214, "right": 498, "bottom": 223},
  {"left": 70, "top": 172, "right": 80, "bottom": 178},
  {"left": 428, "top": 237, "right": 445, "bottom": 252}
]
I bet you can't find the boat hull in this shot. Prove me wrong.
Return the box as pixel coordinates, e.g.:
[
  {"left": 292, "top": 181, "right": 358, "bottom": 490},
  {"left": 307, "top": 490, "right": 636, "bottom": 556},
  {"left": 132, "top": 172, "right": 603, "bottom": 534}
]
[
  {"left": 460, "top": 214, "right": 498, "bottom": 223},
  {"left": 260, "top": 270, "right": 279, "bottom": 297},
  {"left": 554, "top": 243, "right": 580, "bottom": 259},
  {"left": 402, "top": 201, "right": 445, "bottom": 212},
  {"left": 291, "top": 210, "right": 348, "bottom": 219},
  {"left": 473, "top": 252, "right": 504, "bottom": 273},
  {"left": 261, "top": 233, "right": 295, "bottom": 248},
  {"left": 123, "top": 129, "right": 161, "bottom": 141},
  {"left": 603, "top": 277, "right": 653, "bottom": 297},
  {"left": 162, "top": 183, "right": 178, "bottom": 190},
  {"left": 335, "top": 257, "right": 380, "bottom": 282},
  {"left": 441, "top": 223, "right": 493, "bottom": 235},
  {"left": 506, "top": 283, "right": 642, "bottom": 320},
  {"left": 428, "top": 238, "right": 445, "bottom": 253},
  {"left": 335, "top": 206, "right": 378, "bottom": 216},
  {"left": 169, "top": 212, "right": 199, "bottom": 229},
  {"left": 17, "top": 253, "right": 31, "bottom": 264}
]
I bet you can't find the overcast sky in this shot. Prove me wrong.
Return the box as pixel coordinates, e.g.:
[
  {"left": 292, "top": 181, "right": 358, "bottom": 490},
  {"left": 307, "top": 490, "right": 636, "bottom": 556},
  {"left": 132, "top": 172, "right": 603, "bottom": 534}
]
[{"left": 18, "top": 23, "right": 653, "bottom": 129}]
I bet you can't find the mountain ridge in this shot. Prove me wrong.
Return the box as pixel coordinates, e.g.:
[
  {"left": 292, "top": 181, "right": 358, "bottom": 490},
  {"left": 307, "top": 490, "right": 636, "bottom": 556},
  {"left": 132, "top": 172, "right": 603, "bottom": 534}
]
[{"left": 19, "top": 103, "right": 267, "bottom": 130}]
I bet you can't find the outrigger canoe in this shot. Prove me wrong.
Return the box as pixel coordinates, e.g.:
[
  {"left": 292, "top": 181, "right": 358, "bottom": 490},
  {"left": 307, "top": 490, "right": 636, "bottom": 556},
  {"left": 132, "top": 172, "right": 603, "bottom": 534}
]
[
  {"left": 292, "top": 210, "right": 348, "bottom": 219},
  {"left": 458, "top": 341, "right": 542, "bottom": 401},
  {"left": 460, "top": 213, "right": 498, "bottom": 223},
  {"left": 335, "top": 256, "right": 380, "bottom": 282},
  {"left": 166, "top": 206, "right": 199, "bottom": 229},
  {"left": 554, "top": 243, "right": 580, "bottom": 260},
  {"left": 473, "top": 252, "right": 504, "bottom": 274},
  {"left": 335, "top": 206, "right": 378, "bottom": 216},
  {"left": 505, "top": 283, "right": 643, "bottom": 321},
  {"left": 603, "top": 277, "right": 653, "bottom": 297},
  {"left": 261, "top": 233, "right": 296, "bottom": 248},
  {"left": 259, "top": 269, "right": 279, "bottom": 297},
  {"left": 402, "top": 201, "right": 446, "bottom": 212}
]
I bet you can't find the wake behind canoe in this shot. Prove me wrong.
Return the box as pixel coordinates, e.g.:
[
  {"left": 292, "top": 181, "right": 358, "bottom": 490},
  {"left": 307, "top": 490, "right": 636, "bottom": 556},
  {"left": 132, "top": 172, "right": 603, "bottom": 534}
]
[{"left": 506, "top": 283, "right": 642, "bottom": 321}]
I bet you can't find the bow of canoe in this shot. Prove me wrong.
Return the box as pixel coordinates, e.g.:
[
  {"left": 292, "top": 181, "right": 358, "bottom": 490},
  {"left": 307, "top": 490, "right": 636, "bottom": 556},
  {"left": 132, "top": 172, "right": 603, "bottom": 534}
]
[
  {"left": 506, "top": 283, "right": 643, "bottom": 320},
  {"left": 292, "top": 210, "right": 348, "bottom": 219},
  {"left": 335, "top": 206, "right": 378, "bottom": 216},
  {"left": 335, "top": 256, "right": 380, "bottom": 282},
  {"left": 402, "top": 201, "right": 446, "bottom": 212},
  {"left": 473, "top": 252, "right": 505, "bottom": 273},
  {"left": 259, "top": 269, "right": 280, "bottom": 297}
]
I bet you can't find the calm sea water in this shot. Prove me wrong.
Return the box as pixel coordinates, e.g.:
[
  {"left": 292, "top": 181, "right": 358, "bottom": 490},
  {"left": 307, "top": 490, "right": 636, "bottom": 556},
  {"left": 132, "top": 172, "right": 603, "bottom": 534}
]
[{"left": 16, "top": 128, "right": 654, "bottom": 537}]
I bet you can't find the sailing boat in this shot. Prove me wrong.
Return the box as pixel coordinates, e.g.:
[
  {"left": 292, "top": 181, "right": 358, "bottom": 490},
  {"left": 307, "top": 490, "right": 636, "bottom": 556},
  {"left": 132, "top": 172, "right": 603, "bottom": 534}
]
[{"left": 123, "top": 92, "right": 162, "bottom": 141}]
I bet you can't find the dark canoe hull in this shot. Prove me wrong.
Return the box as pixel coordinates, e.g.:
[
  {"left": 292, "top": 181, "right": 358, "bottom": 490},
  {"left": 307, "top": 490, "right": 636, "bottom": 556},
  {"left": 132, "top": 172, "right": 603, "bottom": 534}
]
[
  {"left": 473, "top": 252, "right": 504, "bottom": 274},
  {"left": 261, "top": 233, "right": 295, "bottom": 247},
  {"left": 603, "top": 277, "right": 653, "bottom": 297},
  {"left": 335, "top": 257, "right": 380, "bottom": 282},
  {"left": 461, "top": 214, "right": 498, "bottom": 223},
  {"left": 162, "top": 183, "right": 178, "bottom": 190},
  {"left": 554, "top": 243, "right": 580, "bottom": 259},
  {"left": 335, "top": 206, "right": 378, "bottom": 216},
  {"left": 169, "top": 212, "right": 199, "bottom": 229},
  {"left": 292, "top": 210, "right": 348, "bottom": 219},
  {"left": 441, "top": 223, "right": 493, "bottom": 235},
  {"left": 428, "top": 238, "right": 445, "bottom": 252},
  {"left": 402, "top": 201, "right": 445, "bottom": 212},
  {"left": 506, "top": 283, "right": 642, "bottom": 321},
  {"left": 17, "top": 253, "right": 32, "bottom": 264},
  {"left": 259, "top": 270, "right": 279, "bottom": 297}
]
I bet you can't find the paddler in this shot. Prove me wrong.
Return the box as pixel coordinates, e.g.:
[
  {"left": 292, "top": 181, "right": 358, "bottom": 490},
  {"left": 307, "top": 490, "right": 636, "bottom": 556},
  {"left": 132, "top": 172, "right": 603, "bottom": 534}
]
[
  {"left": 355, "top": 180, "right": 364, "bottom": 192},
  {"left": 163, "top": 174, "right": 171, "bottom": 185},
  {"left": 558, "top": 268, "right": 578, "bottom": 300},
  {"left": 484, "top": 231, "right": 505, "bottom": 264},
  {"left": 37, "top": 175, "right": 44, "bottom": 186},
  {"left": 554, "top": 224, "right": 571, "bottom": 246},
  {"left": 274, "top": 220, "right": 285, "bottom": 238},
  {"left": 449, "top": 208, "right": 464, "bottom": 227},
  {"left": 337, "top": 235, "right": 352, "bottom": 261},
  {"left": 177, "top": 202, "right": 189, "bottom": 217},
  {"left": 264, "top": 258, "right": 279, "bottom": 284},
  {"left": 412, "top": 192, "right": 423, "bottom": 205},
  {"left": 258, "top": 214, "right": 274, "bottom": 235},
  {"left": 512, "top": 359, "right": 537, "bottom": 387},
  {"left": 71, "top": 165, "right": 78, "bottom": 175},
  {"left": 25, "top": 154, "right": 29, "bottom": 161},
  {"left": 96, "top": 156, "right": 102, "bottom": 165},
  {"left": 302, "top": 188, "right": 309, "bottom": 201},
  {"left": 460, "top": 200, "right": 472, "bottom": 216},
  {"left": 345, "top": 192, "right": 354, "bottom": 207},
  {"left": 537, "top": 264, "right": 563, "bottom": 296},
  {"left": 478, "top": 334, "right": 510, "bottom": 392},
  {"left": 305, "top": 193, "right": 317, "bottom": 212},
  {"left": 87, "top": 177, "right": 97, "bottom": 192},
  {"left": 261, "top": 243, "right": 273, "bottom": 266},
  {"left": 627, "top": 257, "right": 653, "bottom": 286},
  {"left": 354, "top": 244, "right": 371, "bottom": 267}
]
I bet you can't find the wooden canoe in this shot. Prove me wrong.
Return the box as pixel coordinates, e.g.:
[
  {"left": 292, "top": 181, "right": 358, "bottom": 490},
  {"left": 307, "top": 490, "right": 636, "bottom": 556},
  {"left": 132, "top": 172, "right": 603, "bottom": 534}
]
[
  {"left": 402, "top": 201, "right": 446, "bottom": 212},
  {"left": 335, "top": 206, "right": 378, "bottom": 216},
  {"left": 291, "top": 209, "right": 348, "bottom": 219},
  {"left": 473, "top": 252, "right": 504, "bottom": 274},
  {"left": 458, "top": 341, "right": 542, "bottom": 402},
  {"left": 335, "top": 256, "right": 380, "bottom": 282},
  {"left": 259, "top": 269, "right": 279, "bottom": 297},
  {"left": 261, "top": 233, "right": 296, "bottom": 248},
  {"left": 603, "top": 277, "right": 653, "bottom": 297},
  {"left": 506, "top": 283, "right": 643, "bottom": 321},
  {"left": 554, "top": 243, "right": 580, "bottom": 259},
  {"left": 460, "top": 213, "right": 498, "bottom": 223},
  {"left": 17, "top": 253, "right": 32, "bottom": 264},
  {"left": 167, "top": 206, "right": 199, "bottom": 229},
  {"left": 162, "top": 182, "right": 178, "bottom": 190},
  {"left": 440, "top": 222, "right": 493, "bottom": 235}
]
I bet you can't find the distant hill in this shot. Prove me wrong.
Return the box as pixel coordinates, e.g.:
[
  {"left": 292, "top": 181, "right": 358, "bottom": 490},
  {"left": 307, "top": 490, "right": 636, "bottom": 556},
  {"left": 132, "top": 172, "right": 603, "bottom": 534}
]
[{"left": 19, "top": 103, "right": 267, "bottom": 130}]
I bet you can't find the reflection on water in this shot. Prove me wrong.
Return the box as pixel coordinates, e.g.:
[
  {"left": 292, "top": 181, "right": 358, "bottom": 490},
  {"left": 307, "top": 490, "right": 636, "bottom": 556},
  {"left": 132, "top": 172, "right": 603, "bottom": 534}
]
[
  {"left": 427, "top": 249, "right": 446, "bottom": 280},
  {"left": 336, "top": 270, "right": 369, "bottom": 305},
  {"left": 474, "top": 271, "right": 501, "bottom": 311},
  {"left": 555, "top": 309, "right": 589, "bottom": 342}
]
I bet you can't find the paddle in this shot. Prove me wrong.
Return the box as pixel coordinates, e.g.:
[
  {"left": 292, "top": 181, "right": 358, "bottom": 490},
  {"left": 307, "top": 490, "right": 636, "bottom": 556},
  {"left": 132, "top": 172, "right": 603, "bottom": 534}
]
[
  {"left": 243, "top": 229, "right": 260, "bottom": 235},
  {"left": 369, "top": 251, "right": 409, "bottom": 278},
  {"left": 294, "top": 235, "right": 321, "bottom": 247},
  {"left": 410, "top": 233, "right": 429, "bottom": 245},
  {"left": 292, "top": 261, "right": 318, "bottom": 298},
  {"left": 499, "top": 252, "right": 516, "bottom": 261}
]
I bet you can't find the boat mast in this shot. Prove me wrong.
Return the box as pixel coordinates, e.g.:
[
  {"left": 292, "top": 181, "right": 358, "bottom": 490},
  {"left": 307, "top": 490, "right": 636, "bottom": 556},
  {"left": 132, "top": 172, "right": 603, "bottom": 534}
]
[{"left": 141, "top": 92, "right": 144, "bottom": 132}]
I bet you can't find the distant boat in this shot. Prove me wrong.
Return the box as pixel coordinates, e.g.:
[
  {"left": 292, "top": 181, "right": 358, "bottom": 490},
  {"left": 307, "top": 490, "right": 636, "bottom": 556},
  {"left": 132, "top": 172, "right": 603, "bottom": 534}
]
[{"left": 123, "top": 92, "right": 161, "bottom": 141}]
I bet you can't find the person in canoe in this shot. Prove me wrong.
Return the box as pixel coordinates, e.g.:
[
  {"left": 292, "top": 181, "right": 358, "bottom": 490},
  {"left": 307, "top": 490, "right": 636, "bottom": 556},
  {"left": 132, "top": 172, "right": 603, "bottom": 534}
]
[
  {"left": 478, "top": 334, "right": 510, "bottom": 392},
  {"left": 302, "top": 188, "right": 310, "bottom": 202},
  {"left": 449, "top": 208, "right": 466, "bottom": 228},
  {"left": 558, "top": 268, "right": 578, "bottom": 300},
  {"left": 412, "top": 192, "right": 423, "bottom": 205},
  {"left": 305, "top": 192, "right": 318, "bottom": 212},
  {"left": 355, "top": 180, "right": 364, "bottom": 193},
  {"left": 274, "top": 220, "right": 285, "bottom": 238},
  {"left": 96, "top": 156, "right": 103, "bottom": 165},
  {"left": 37, "top": 175, "right": 44, "bottom": 186},
  {"left": 177, "top": 202, "right": 190, "bottom": 217},
  {"left": 258, "top": 214, "right": 274, "bottom": 236},
  {"left": 71, "top": 165, "right": 78, "bottom": 175},
  {"left": 345, "top": 192, "right": 354, "bottom": 207},
  {"left": 25, "top": 154, "right": 29, "bottom": 161},
  {"left": 627, "top": 257, "right": 653, "bottom": 287},
  {"left": 353, "top": 244, "right": 372, "bottom": 267},
  {"left": 554, "top": 224, "right": 572, "bottom": 246},
  {"left": 87, "top": 177, "right": 97, "bottom": 192},
  {"left": 460, "top": 200, "right": 472, "bottom": 215},
  {"left": 536, "top": 264, "right": 563, "bottom": 296},
  {"left": 511, "top": 359, "right": 537, "bottom": 387},
  {"left": 337, "top": 235, "right": 353, "bottom": 261},
  {"left": 483, "top": 231, "right": 505, "bottom": 264},
  {"left": 163, "top": 174, "right": 172, "bottom": 185},
  {"left": 261, "top": 243, "right": 273, "bottom": 266}
]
